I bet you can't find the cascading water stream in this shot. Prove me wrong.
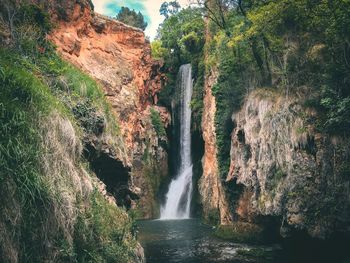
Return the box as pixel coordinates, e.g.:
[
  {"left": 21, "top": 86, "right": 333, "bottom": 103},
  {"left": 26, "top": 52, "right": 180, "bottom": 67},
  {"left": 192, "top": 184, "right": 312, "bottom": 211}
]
[{"left": 160, "top": 64, "right": 193, "bottom": 220}]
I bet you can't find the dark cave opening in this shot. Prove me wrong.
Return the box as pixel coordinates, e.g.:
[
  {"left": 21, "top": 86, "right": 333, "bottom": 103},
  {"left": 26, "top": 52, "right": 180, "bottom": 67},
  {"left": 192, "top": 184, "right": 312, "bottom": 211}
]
[{"left": 83, "top": 143, "right": 137, "bottom": 209}]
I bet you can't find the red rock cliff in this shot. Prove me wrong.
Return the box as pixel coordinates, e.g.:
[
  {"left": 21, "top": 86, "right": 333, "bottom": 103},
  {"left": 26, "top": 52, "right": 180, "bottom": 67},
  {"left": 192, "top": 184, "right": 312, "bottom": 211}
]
[{"left": 40, "top": 0, "right": 168, "bottom": 218}]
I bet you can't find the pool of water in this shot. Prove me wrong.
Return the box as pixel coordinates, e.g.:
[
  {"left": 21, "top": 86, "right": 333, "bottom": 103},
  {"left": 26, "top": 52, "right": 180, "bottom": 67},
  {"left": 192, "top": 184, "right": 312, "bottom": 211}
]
[{"left": 137, "top": 219, "right": 282, "bottom": 263}]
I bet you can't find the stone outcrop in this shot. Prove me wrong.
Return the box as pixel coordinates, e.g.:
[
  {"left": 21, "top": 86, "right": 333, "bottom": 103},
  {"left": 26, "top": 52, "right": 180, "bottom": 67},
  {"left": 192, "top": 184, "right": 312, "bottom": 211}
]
[
  {"left": 199, "top": 67, "right": 233, "bottom": 225},
  {"left": 227, "top": 89, "right": 350, "bottom": 238},
  {"left": 43, "top": 0, "right": 168, "bottom": 218}
]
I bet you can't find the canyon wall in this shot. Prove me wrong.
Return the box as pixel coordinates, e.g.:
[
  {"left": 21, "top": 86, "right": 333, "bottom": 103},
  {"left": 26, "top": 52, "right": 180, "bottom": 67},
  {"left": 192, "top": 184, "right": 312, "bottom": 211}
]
[
  {"left": 227, "top": 89, "right": 350, "bottom": 238},
  {"left": 43, "top": 0, "right": 168, "bottom": 218},
  {"left": 199, "top": 67, "right": 232, "bottom": 225},
  {"left": 199, "top": 83, "right": 350, "bottom": 238}
]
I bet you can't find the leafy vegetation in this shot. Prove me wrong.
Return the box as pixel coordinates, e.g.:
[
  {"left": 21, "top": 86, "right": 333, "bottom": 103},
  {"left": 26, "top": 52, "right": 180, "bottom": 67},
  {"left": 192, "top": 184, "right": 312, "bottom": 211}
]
[
  {"left": 152, "top": 5, "right": 206, "bottom": 131},
  {"left": 190, "top": 0, "right": 350, "bottom": 183},
  {"left": 151, "top": 40, "right": 167, "bottom": 60},
  {"left": 116, "top": 6, "right": 148, "bottom": 30},
  {"left": 205, "top": 0, "right": 350, "bottom": 135},
  {"left": 159, "top": 1, "right": 181, "bottom": 19},
  {"left": 157, "top": 7, "right": 205, "bottom": 69}
]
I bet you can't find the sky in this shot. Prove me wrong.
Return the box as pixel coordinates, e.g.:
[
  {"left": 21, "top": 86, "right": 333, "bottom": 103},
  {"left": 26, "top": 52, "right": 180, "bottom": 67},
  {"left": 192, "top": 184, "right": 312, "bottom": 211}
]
[{"left": 92, "top": 0, "right": 190, "bottom": 40}]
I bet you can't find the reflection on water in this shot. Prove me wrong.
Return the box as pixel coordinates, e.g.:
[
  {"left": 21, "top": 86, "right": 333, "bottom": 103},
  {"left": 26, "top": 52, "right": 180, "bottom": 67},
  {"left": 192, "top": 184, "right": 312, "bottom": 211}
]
[
  {"left": 138, "top": 219, "right": 350, "bottom": 263},
  {"left": 137, "top": 219, "right": 282, "bottom": 263}
]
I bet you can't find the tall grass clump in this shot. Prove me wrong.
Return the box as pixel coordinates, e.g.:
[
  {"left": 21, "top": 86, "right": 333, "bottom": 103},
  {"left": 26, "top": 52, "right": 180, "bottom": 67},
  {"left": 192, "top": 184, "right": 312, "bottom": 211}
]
[
  {"left": 0, "top": 51, "right": 60, "bottom": 261},
  {"left": 73, "top": 190, "right": 137, "bottom": 263}
]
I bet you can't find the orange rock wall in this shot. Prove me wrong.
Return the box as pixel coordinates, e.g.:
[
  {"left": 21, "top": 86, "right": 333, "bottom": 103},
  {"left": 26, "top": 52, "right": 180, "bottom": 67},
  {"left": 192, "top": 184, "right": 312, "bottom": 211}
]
[
  {"left": 199, "top": 67, "right": 233, "bottom": 225},
  {"left": 46, "top": 1, "right": 168, "bottom": 218}
]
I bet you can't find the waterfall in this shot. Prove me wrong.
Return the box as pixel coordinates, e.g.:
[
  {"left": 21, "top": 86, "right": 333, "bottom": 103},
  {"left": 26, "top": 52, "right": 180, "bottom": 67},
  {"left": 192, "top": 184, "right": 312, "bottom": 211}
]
[{"left": 160, "top": 64, "right": 193, "bottom": 220}]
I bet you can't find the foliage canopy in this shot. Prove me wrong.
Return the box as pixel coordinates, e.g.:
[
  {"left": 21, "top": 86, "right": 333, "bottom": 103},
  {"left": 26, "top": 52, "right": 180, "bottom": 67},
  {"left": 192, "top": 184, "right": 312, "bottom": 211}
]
[{"left": 116, "top": 6, "right": 148, "bottom": 30}]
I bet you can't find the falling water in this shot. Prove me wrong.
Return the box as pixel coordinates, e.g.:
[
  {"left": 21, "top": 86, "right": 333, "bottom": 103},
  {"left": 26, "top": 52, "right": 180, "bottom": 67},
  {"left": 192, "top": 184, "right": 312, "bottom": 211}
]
[{"left": 160, "top": 64, "right": 193, "bottom": 220}]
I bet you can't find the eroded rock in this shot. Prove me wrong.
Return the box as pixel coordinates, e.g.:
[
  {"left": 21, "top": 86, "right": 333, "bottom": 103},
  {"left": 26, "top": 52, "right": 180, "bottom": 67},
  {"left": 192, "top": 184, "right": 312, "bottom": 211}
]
[
  {"left": 228, "top": 89, "right": 350, "bottom": 239},
  {"left": 45, "top": 1, "right": 169, "bottom": 218}
]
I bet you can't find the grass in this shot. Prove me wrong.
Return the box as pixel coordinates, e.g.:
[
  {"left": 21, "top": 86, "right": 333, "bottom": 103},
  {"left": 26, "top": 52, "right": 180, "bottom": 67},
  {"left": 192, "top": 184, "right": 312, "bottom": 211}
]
[
  {"left": 73, "top": 190, "right": 136, "bottom": 263},
  {"left": 0, "top": 46, "right": 120, "bottom": 138},
  {"left": 0, "top": 42, "right": 134, "bottom": 262},
  {"left": 0, "top": 49, "right": 61, "bottom": 261}
]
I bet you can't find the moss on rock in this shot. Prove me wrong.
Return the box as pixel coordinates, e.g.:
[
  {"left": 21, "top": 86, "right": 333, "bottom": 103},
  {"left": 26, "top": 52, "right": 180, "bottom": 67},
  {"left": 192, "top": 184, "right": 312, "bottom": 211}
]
[{"left": 214, "top": 222, "right": 265, "bottom": 244}]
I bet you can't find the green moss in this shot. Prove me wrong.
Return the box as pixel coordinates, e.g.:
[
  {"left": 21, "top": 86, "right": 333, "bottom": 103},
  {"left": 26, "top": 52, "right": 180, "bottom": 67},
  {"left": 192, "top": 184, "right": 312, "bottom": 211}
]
[
  {"left": 267, "top": 167, "right": 287, "bottom": 194},
  {"left": 139, "top": 161, "right": 165, "bottom": 218},
  {"left": 275, "top": 168, "right": 286, "bottom": 181},
  {"left": 206, "top": 31, "right": 247, "bottom": 185},
  {"left": 214, "top": 222, "right": 264, "bottom": 244},
  {"left": 150, "top": 107, "right": 166, "bottom": 138},
  {"left": 296, "top": 126, "right": 308, "bottom": 134}
]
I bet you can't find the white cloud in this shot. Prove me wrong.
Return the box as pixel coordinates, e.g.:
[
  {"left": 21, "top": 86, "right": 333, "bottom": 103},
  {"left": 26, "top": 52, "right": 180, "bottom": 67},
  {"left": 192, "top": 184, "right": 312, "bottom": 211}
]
[
  {"left": 92, "top": 0, "right": 190, "bottom": 40},
  {"left": 92, "top": 0, "right": 109, "bottom": 14}
]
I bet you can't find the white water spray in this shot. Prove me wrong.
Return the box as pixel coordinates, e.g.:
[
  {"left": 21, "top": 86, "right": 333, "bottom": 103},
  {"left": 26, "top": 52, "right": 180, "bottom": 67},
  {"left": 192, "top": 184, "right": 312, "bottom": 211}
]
[{"left": 160, "top": 64, "right": 193, "bottom": 220}]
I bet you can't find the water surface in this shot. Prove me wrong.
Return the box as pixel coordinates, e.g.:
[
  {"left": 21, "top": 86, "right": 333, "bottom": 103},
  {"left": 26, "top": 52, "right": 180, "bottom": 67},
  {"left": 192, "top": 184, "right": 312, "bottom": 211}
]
[{"left": 138, "top": 219, "right": 281, "bottom": 263}]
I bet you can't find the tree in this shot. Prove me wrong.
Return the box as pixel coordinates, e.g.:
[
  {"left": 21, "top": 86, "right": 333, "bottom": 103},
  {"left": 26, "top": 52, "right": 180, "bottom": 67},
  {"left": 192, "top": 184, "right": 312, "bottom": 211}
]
[
  {"left": 116, "top": 7, "right": 147, "bottom": 31},
  {"left": 158, "top": 7, "right": 205, "bottom": 65},
  {"left": 160, "top": 1, "right": 181, "bottom": 19},
  {"left": 194, "top": 0, "right": 244, "bottom": 30},
  {"left": 155, "top": 7, "right": 205, "bottom": 109},
  {"left": 151, "top": 40, "right": 167, "bottom": 59}
]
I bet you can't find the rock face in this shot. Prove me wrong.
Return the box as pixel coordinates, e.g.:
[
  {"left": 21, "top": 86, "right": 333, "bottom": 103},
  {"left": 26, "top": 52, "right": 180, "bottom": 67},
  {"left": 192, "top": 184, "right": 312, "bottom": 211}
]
[
  {"left": 199, "top": 67, "right": 233, "bottom": 225},
  {"left": 44, "top": 0, "right": 168, "bottom": 218},
  {"left": 226, "top": 89, "right": 350, "bottom": 238}
]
